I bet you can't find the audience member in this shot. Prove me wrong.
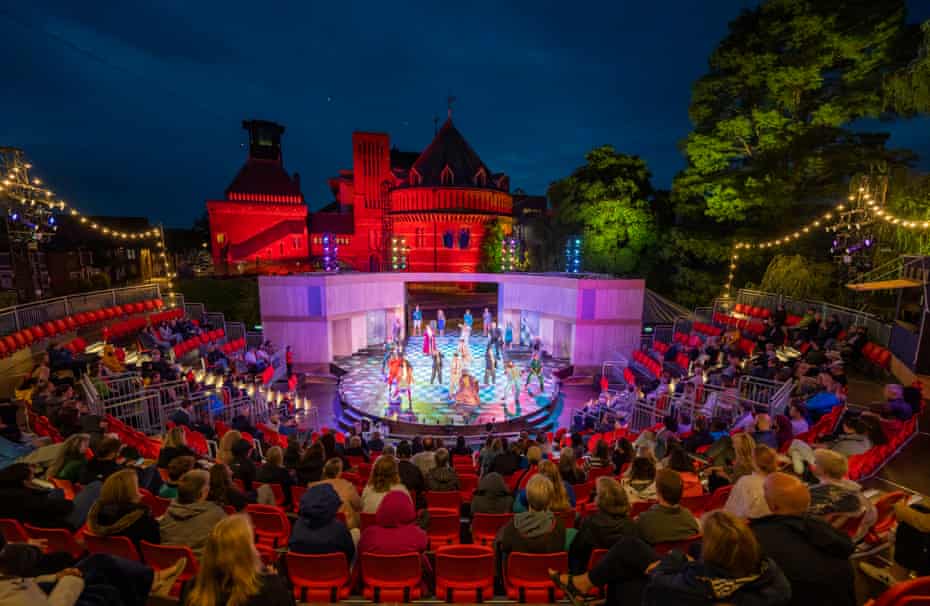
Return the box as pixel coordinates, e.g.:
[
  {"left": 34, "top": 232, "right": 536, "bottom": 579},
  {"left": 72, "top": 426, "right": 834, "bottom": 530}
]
[
  {"left": 664, "top": 446, "right": 703, "bottom": 498},
  {"left": 79, "top": 437, "right": 124, "bottom": 485},
  {"left": 229, "top": 439, "right": 257, "bottom": 493},
  {"left": 426, "top": 447, "right": 459, "bottom": 491},
  {"left": 0, "top": 463, "right": 75, "bottom": 530},
  {"left": 158, "top": 427, "right": 197, "bottom": 468},
  {"left": 44, "top": 432, "right": 90, "bottom": 482},
  {"left": 160, "top": 469, "right": 227, "bottom": 558},
  {"left": 557, "top": 448, "right": 587, "bottom": 485},
  {"left": 621, "top": 457, "right": 657, "bottom": 503},
  {"left": 569, "top": 477, "right": 640, "bottom": 573},
  {"left": 636, "top": 469, "right": 700, "bottom": 545},
  {"left": 255, "top": 446, "right": 294, "bottom": 509},
  {"left": 470, "top": 472, "right": 514, "bottom": 514},
  {"left": 207, "top": 463, "right": 248, "bottom": 512},
  {"left": 159, "top": 455, "right": 195, "bottom": 499},
  {"left": 361, "top": 455, "right": 409, "bottom": 513},
  {"left": 788, "top": 403, "right": 809, "bottom": 436},
  {"left": 808, "top": 449, "right": 875, "bottom": 539},
  {"left": 357, "top": 490, "right": 428, "bottom": 568},
  {"left": 752, "top": 413, "right": 778, "bottom": 448},
  {"left": 724, "top": 445, "right": 777, "bottom": 519},
  {"left": 495, "top": 475, "right": 567, "bottom": 572},
  {"left": 311, "top": 458, "right": 361, "bottom": 529},
  {"left": 289, "top": 483, "right": 355, "bottom": 562},
  {"left": 751, "top": 472, "right": 855, "bottom": 606},
  {"left": 296, "top": 442, "right": 325, "bottom": 485},
  {"left": 87, "top": 469, "right": 160, "bottom": 549}
]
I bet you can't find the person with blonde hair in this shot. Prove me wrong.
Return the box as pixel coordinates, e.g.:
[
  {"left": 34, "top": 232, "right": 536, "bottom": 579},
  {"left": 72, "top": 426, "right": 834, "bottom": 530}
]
[
  {"left": 45, "top": 432, "right": 89, "bottom": 481},
  {"left": 724, "top": 444, "right": 778, "bottom": 519},
  {"left": 158, "top": 426, "right": 196, "bottom": 468},
  {"left": 557, "top": 447, "right": 586, "bottom": 485},
  {"left": 516, "top": 459, "right": 574, "bottom": 512},
  {"left": 808, "top": 448, "right": 875, "bottom": 540},
  {"left": 496, "top": 475, "right": 567, "bottom": 578},
  {"left": 88, "top": 468, "right": 160, "bottom": 549},
  {"left": 360, "top": 455, "right": 408, "bottom": 513},
  {"left": 216, "top": 430, "right": 242, "bottom": 466},
  {"left": 181, "top": 514, "right": 292, "bottom": 606},
  {"left": 256, "top": 445, "right": 294, "bottom": 509},
  {"left": 569, "top": 476, "right": 639, "bottom": 572},
  {"left": 311, "top": 457, "right": 361, "bottom": 529},
  {"left": 160, "top": 469, "right": 227, "bottom": 558}
]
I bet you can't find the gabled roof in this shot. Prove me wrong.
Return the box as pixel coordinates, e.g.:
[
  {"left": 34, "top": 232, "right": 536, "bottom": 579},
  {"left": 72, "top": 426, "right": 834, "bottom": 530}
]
[
  {"left": 225, "top": 159, "right": 303, "bottom": 201},
  {"left": 408, "top": 119, "right": 499, "bottom": 188}
]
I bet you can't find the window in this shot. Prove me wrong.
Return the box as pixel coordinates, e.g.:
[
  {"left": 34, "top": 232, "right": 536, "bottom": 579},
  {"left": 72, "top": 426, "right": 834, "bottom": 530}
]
[
  {"left": 442, "top": 230, "right": 454, "bottom": 249},
  {"left": 458, "top": 228, "right": 471, "bottom": 249},
  {"left": 293, "top": 237, "right": 301, "bottom": 250},
  {"left": 441, "top": 165, "right": 454, "bottom": 186},
  {"left": 474, "top": 168, "right": 487, "bottom": 186},
  {"left": 409, "top": 169, "right": 421, "bottom": 186}
]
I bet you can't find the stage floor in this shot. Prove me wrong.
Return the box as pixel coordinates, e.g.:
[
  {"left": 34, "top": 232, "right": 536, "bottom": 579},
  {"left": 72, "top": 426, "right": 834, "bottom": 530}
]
[{"left": 337, "top": 331, "right": 563, "bottom": 425}]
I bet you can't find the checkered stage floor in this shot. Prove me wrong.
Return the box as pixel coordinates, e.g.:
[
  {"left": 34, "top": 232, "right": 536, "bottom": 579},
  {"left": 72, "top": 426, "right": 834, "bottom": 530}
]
[{"left": 338, "top": 331, "right": 561, "bottom": 425}]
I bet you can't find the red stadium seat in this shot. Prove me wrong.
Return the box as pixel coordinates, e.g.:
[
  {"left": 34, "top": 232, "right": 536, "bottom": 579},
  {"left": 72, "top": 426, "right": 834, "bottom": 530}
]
[
  {"left": 864, "top": 491, "right": 909, "bottom": 545},
  {"left": 257, "top": 483, "right": 286, "bottom": 507},
  {"left": 286, "top": 551, "right": 352, "bottom": 602},
  {"left": 704, "top": 484, "right": 733, "bottom": 512},
  {"left": 84, "top": 531, "right": 141, "bottom": 561},
  {"left": 246, "top": 504, "right": 290, "bottom": 548},
  {"left": 471, "top": 512, "right": 513, "bottom": 546},
  {"left": 458, "top": 474, "right": 478, "bottom": 503},
  {"left": 0, "top": 518, "right": 29, "bottom": 543},
  {"left": 653, "top": 533, "right": 702, "bottom": 555},
  {"left": 140, "top": 541, "right": 198, "bottom": 596},
  {"left": 426, "top": 490, "right": 462, "bottom": 512},
  {"left": 435, "top": 544, "right": 495, "bottom": 602},
  {"left": 870, "top": 575, "right": 930, "bottom": 606},
  {"left": 504, "top": 551, "right": 568, "bottom": 602},
  {"left": 427, "top": 509, "right": 461, "bottom": 547},
  {"left": 139, "top": 488, "right": 170, "bottom": 518},
  {"left": 360, "top": 552, "right": 423, "bottom": 601},
  {"left": 554, "top": 509, "right": 575, "bottom": 529},
  {"left": 23, "top": 524, "right": 84, "bottom": 559}
]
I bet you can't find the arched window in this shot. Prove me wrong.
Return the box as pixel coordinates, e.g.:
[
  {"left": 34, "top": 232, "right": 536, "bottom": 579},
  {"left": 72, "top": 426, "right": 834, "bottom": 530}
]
[
  {"left": 458, "top": 228, "right": 471, "bottom": 249},
  {"left": 441, "top": 165, "right": 454, "bottom": 186},
  {"left": 442, "top": 230, "right": 454, "bottom": 249},
  {"left": 409, "top": 169, "right": 421, "bottom": 186},
  {"left": 474, "top": 167, "right": 487, "bottom": 186}
]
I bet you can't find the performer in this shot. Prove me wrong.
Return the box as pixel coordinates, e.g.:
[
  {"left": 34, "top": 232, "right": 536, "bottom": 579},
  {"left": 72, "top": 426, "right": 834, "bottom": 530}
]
[
  {"left": 457, "top": 337, "right": 472, "bottom": 368},
  {"left": 381, "top": 341, "right": 394, "bottom": 375},
  {"left": 437, "top": 309, "right": 446, "bottom": 337},
  {"left": 422, "top": 324, "right": 433, "bottom": 354},
  {"left": 525, "top": 351, "right": 544, "bottom": 394},
  {"left": 412, "top": 304, "right": 423, "bottom": 336},
  {"left": 519, "top": 315, "right": 530, "bottom": 346},
  {"left": 504, "top": 321, "right": 514, "bottom": 351},
  {"left": 430, "top": 344, "right": 443, "bottom": 384},
  {"left": 449, "top": 351, "right": 462, "bottom": 398},
  {"left": 398, "top": 359, "right": 414, "bottom": 409},
  {"left": 462, "top": 309, "right": 473, "bottom": 343},
  {"left": 489, "top": 321, "right": 503, "bottom": 360},
  {"left": 483, "top": 344, "right": 497, "bottom": 385},
  {"left": 386, "top": 349, "right": 403, "bottom": 386},
  {"left": 392, "top": 314, "right": 402, "bottom": 343},
  {"left": 504, "top": 360, "right": 522, "bottom": 409},
  {"left": 455, "top": 371, "right": 480, "bottom": 406},
  {"left": 461, "top": 320, "right": 471, "bottom": 346},
  {"left": 482, "top": 307, "right": 492, "bottom": 336}
]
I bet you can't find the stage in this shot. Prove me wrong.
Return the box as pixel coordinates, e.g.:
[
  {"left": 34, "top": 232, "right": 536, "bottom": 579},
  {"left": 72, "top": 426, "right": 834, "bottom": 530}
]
[{"left": 337, "top": 330, "right": 564, "bottom": 426}]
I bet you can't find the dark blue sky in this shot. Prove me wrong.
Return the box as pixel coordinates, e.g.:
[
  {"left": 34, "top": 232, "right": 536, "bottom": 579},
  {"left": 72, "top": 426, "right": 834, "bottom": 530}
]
[{"left": 3, "top": 1, "right": 929, "bottom": 227}]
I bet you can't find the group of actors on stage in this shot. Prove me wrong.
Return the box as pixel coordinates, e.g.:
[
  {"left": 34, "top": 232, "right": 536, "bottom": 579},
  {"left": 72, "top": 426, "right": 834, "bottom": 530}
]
[{"left": 381, "top": 306, "right": 545, "bottom": 411}]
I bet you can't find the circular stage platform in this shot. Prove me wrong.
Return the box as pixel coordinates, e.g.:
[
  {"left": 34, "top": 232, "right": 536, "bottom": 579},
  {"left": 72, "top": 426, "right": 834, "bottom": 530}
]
[{"left": 337, "top": 331, "right": 565, "bottom": 427}]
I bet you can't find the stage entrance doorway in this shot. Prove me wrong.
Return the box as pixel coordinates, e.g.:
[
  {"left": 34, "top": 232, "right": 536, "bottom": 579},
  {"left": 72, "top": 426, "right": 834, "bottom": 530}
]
[{"left": 405, "top": 281, "right": 498, "bottom": 336}]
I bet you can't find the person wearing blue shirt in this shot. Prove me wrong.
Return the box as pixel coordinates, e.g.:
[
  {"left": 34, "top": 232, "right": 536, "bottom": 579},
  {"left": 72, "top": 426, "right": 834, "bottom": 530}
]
[
  {"left": 463, "top": 309, "right": 473, "bottom": 327},
  {"left": 805, "top": 372, "right": 841, "bottom": 418},
  {"left": 412, "top": 305, "right": 423, "bottom": 336}
]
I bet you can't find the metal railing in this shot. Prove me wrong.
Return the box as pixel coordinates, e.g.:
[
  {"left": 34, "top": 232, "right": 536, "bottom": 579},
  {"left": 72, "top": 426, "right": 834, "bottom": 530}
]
[
  {"left": 184, "top": 303, "right": 206, "bottom": 323},
  {"left": 0, "top": 283, "right": 162, "bottom": 337}
]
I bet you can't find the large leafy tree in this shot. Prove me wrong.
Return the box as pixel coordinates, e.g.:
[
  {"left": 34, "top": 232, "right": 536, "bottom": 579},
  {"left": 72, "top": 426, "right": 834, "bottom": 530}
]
[
  {"left": 661, "top": 0, "right": 919, "bottom": 307},
  {"left": 549, "top": 146, "right": 657, "bottom": 276},
  {"left": 479, "top": 218, "right": 507, "bottom": 272}
]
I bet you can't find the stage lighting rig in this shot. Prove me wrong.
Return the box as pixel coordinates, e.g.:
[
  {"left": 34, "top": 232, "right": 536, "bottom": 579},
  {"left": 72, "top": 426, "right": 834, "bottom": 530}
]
[{"left": 564, "top": 235, "right": 583, "bottom": 273}]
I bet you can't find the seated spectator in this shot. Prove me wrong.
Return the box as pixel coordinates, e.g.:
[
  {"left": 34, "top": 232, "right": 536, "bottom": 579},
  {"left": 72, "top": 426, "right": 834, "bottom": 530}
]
[
  {"left": 180, "top": 514, "right": 292, "bottom": 606},
  {"left": 588, "top": 439, "right": 613, "bottom": 470},
  {"left": 44, "top": 432, "right": 90, "bottom": 482},
  {"left": 642, "top": 510, "right": 790, "bottom": 605},
  {"left": 611, "top": 438, "right": 634, "bottom": 475},
  {"left": 752, "top": 472, "right": 855, "bottom": 606},
  {"left": 805, "top": 372, "right": 842, "bottom": 417},
  {"left": 471, "top": 472, "right": 514, "bottom": 514},
  {"left": 367, "top": 431, "right": 385, "bottom": 453},
  {"left": 751, "top": 413, "right": 778, "bottom": 449},
  {"left": 874, "top": 383, "right": 914, "bottom": 421},
  {"left": 803, "top": 449, "right": 874, "bottom": 543},
  {"left": 411, "top": 436, "right": 438, "bottom": 476},
  {"left": 283, "top": 436, "right": 302, "bottom": 470},
  {"left": 825, "top": 417, "right": 872, "bottom": 457},
  {"left": 557, "top": 447, "right": 587, "bottom": 485},
  {"left": 621, "top": 457, "right": 657, "bottom": 503},
  {"left": 426, "top": 447, "right": 459, "bottom": 492},
  {"left": 395, "top": 441, "right": 426, "bottom": 509},
  {"left": 451, "top": 435, "right": 472, "bottom": 456},
  {"left": 230, "top": 409, "right": 260, "bottom": 441},
  {"left": 361, "top": 455, "right": 409, "bottom": 513},
  {"left": 516, "top": 459, "right": 575, "bottom": 512},
  {"left": 0, "top": 463, "right": 74, "bottom": 530},
  {"left": 707, "top": 432, "right": 756, "bottom": 491},
  {"left": 229, "top": 439, "right": 257, "bottom": 493},
  {"left": 514, "top": 445, "right": 542, "bottom": 488},
  {"left": 636, "top": 469, "right": 700, "bottom": 545},
  {"left": 289, "top": 483, "right": 355, "bottom": 561},
  {"left": 495, "top": 475, "right": 567, "bottom": 573},
  {"left": 88, "top": 469, "right": 160, "bottom": 549},
  {"left": 205, "top": 343, "right": 228, "bottom": 372},
  {"left": 724, "top": 445, "right": 777, "bottom": 519},
  {"left": 159, "top": 456, "right": 195, "bottom": 499},
  {"left": 158, "top": 426, "right": 197, "bottom": 468},
  {"left": 683, "top": 415, "right": 713, "bottom": 453},
  {"left": 255, "top": 446, "right": 294, "bottom": 509},
  {"left": 296, "top": 442, "right": 325, "bottom": 485},
  {"left": 489, "top": 439, "right": 522, "bottom": 476},
  {"left": 788, "top": 402, "right": 809, "bottom": 436},
  {"left": 732, "top": 403, "right": 756, "bottom": 433},
  {"left": 357, "top": 490, "right": 428, "bottom": 572},
  {"left": 664, "top": 446, "right": 703, "bottom": 498},
  {"left": 569, "top": 477, "right": 640, "bottom": 573},
  {"left": 160, "top": 469, "right": 227, "bottom": 558},
  {"left": 311, "top": 458, "right": 361, "bottom": 529},
  {"left": 344, "top": 435, "right": 369, "bottom": 462},
  {"left": 207, "top": 463, "right": 249, "bottom": 512},
  {"left": 79, "top": 436, "right": 123, "bottom": 485}
]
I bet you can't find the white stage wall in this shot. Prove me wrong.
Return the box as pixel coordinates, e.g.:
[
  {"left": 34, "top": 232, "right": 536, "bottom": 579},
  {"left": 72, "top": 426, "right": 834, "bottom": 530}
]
[{"left": 259, "top": 273, "right": 644, "bottom": 370}]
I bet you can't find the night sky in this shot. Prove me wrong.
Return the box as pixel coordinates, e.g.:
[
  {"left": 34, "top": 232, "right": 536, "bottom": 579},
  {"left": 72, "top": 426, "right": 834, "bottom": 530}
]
[{"left": 3, "top": 1, "right": 930, "bottom": 227}]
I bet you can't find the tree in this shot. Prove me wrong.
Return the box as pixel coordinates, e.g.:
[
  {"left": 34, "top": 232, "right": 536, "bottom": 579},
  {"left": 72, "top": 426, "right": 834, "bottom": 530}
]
[
  {"left": 885, "top": 20, "right": 930, "bottom": 115},
  {"left": 549, "top": 146, "right": 657, "bottom": 276},
  {"left": 479, "top": 218, "right": 507, "bottom": 272},
  {"left": 759, "top": 254, "right": 834, "bottom": 301}
]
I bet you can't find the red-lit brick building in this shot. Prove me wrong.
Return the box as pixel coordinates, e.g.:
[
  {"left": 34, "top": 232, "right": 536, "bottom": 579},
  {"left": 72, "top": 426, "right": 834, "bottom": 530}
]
[
  {"left": 206, "top": 120, "right": 309, "bottom": 271},
  {"left": 312, "top": 117, "right": 513, "bottom": 272}
]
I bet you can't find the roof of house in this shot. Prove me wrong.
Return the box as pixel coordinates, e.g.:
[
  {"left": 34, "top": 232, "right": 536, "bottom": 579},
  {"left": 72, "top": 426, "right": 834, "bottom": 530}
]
[
  {"left": 225, "top": 158, "right": 303, "bottom": 200},
  {"left": 408, "top": 118, "right": 501, "bottom": 188}
]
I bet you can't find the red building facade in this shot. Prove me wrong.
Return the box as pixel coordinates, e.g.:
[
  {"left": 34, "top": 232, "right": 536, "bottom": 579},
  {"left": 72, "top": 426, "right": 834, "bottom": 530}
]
[
  {"left": 207, "top": 120, "right": 309, "bottom": 271},
  {"left": 312, "top": 118, "right": 513, "bottom": 272}
]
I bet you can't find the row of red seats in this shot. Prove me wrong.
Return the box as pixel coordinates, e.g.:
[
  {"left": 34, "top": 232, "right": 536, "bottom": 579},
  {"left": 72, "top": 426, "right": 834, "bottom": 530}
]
[
  {"left": 102, "top": 316, "right": 148, "bottom": 341},
  {"left": 104, "top": 415, "right": 161, "bottom": 460},
  {"left": 733, "top": 303, "right": 771, "bottom": 319},
  {"left": 691, "top": 321, "right": 722, "bottom": 337},
  {"left": 712, "top": 312, "right": 765, "bottom": 335},
  {"left": 148, "top": 307, "right": 184, "bottom": 325},
  {"left": 61, "top": 337, "right": 88, "bottom": 354},
  {"left": 0, "top": 298, "right": 165, "bottom": 357},
  {"left": 219, "top": 337, "right": 246, "bottom": 355},
  {"left": 673, "top": 331, "right": 702, "bottom": 348},
  {"left": 632, "top": 350, "right": 661, "bottom": 378},
  {"left": 173, "top": 328, "right": 225, "bottom": 359},
  {"left": 862, "top": 342, "right": 892, "bottom": 370},
  {"left": 849, "top": 415, "right": 918, "bottom": 481}
]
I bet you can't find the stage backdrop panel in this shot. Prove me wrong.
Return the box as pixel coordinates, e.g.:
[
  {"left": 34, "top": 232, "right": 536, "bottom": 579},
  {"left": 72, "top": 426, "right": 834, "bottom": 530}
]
[{"left": 259, "top": 273, "right": 644, "bottom": 369}]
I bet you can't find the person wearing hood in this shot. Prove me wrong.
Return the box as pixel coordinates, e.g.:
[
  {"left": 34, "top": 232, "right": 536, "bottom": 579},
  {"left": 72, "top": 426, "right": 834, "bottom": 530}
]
[
  {"left": 751, "top": 473, "right": 854, "bottom": 606},
  {"left": 229, "top": 438, "right": 257, "bottom": 493},
  {"left": 569, "top": 477, "right": 640, "bottom": 573},
  {"left": 426, "top": 448, "right": 459, "bottom": 492},
  {"left": 309, "top": 458, "right": 361, "bottom": 529},
  {"left": 88, "top": 469, "right": 161, "bottom": 550},
  {"left": 470, "top": 472, "right": 514, "bottom": 514},
  {"left": 642, "top": 510, "right": 790, "bottom": 605},
  {"left": 159, "top": 469, "right": 227, "bottom": 559},
  {"left": 495, "top": 475, "right": 567, "bottom": 579},
  {"left": 357, "top": 490, "right": 427, "bottom": 563},
  {"left": 289, "top": 483, "right": 355, "bottom": 562},
  {"left": 621, "top": 457, "right": 657, "bottom": 503}
]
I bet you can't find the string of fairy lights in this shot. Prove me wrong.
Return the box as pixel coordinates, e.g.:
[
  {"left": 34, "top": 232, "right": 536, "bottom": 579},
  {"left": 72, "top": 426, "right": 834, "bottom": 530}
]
[{"left": 723, "top": 186, "right": 930, "bottom": 297}]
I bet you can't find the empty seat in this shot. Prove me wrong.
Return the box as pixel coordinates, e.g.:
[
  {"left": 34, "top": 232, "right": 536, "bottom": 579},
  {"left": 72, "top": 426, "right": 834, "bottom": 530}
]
[
  {"left": 246, "top": 504, "right": 290, "bottom": 548},
  {"left": 426, "top": 490, "right": 462, "bottom": 512},
  {"left": 471, "top": 513, "right": 513, "bottom": 546},
  {"left": 84, "top": 531, "right": 141, "bottom": 561},
  {"left": 23, "top": 524, "right": 84, "bottom": 559},
  {"left": 427, "top": 509, "right": 461, "bottom": 547},
  {"left": 140, "top": 541, "right": 198, "bottom": 597},
  {"left": 504, "top": 551, "right": 568, "bottom": 602},
  {"left": 435, "top": 544, "right": 495, "bottom": 603},
  {"left": 286, "top": 551, "right": 352, "bottom": 602}
]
